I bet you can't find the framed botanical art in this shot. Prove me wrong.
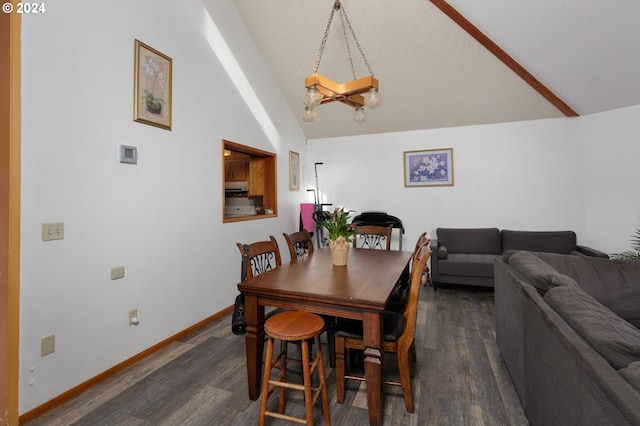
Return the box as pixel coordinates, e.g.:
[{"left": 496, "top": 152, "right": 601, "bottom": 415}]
[
  {"left": 133, "top": 39, "right": 172, "bottom": 130},
  {"left": 403, "top": 148, "right": 454, "bottom": 187},
  {"left": 289, "top": 151, "right": 300, "bottom": 191}
]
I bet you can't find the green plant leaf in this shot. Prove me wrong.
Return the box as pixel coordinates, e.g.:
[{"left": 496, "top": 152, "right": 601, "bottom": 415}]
[
  {"left": 319, "top": 207, "right": 356, "bottom": 243},
  {"left": 611, "top": 227, "right": 640, "bottom": 261}
]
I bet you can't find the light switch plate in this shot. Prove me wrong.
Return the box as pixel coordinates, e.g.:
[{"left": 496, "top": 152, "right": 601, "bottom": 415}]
[
  {"left": 129, "top": 309, "right": 138, "bottom": 326},
  {"left": 110, "top": 266, "right": 125, "bottom": 280},
  {"left": 41, "top": 334, "right": 55, "bottom": 357}
]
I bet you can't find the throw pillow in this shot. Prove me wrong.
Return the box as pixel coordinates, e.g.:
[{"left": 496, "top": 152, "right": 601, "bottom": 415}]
[
  {"left": 531, "top": 253, "right": 640, "bottom": 328},
  {"left": 508, "top": 251, "right": 577, "bottom": 294},
  {"left": 545, "top": 284, "right": 640, "bottom": 370}
]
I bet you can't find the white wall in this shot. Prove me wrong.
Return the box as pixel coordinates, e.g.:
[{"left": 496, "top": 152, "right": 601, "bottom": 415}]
[
  {"left": 581, "top": 104, "right": 640, "bottom": 253},
  {"left": 307, "top": 106, "right": 640, "bottom": 255},
  {"left": 19, "top": 0, "right": 308, "bottom": 413},
  {"left": 307, "top": 118, "right": 586, "bottom": 250}
]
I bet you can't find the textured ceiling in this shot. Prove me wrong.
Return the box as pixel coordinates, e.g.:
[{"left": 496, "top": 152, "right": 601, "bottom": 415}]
[{"left": 233, "top": 0, "right": 640, "bottom": 140}]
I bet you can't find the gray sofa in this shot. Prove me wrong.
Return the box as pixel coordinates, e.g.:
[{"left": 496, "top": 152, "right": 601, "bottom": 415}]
[
  {"left": 430, "top": 228, "right": 608, "bottom": 288},
  {"left": 496, "top": 251, "right": 640, "bottom": 425}
]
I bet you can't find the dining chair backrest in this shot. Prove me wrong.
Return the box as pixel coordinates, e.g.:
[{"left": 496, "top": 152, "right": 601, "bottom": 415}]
[
  {"left": 411, "top": 232, "right": 431, "bottom": 270},
  {"left": 412, "top": 232, "right": 428, "bottom": 254},
  {"left": 236, "top": 236, "right": 282, "bottom": 281},
  {"left": 283, "top": 229, "right": 314, "bottom": 261},
  {"left": 353, "top": 225, "right": 393, "bottom": 250},
  {"left": 401, "top": 245, "right": 433, "bottom": 345}
]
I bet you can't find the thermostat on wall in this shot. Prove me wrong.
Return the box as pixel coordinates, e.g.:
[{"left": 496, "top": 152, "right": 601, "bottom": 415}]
[{"left": 120, "top": 144, "right": 138, "bottom": 164}]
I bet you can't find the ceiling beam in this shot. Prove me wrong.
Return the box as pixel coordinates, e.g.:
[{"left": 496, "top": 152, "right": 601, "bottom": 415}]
[{"left": 430, "top": 0, "right": 579, "bottom": 117}]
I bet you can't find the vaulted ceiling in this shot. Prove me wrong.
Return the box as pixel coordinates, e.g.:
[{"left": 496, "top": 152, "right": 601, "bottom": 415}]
[{"left": 233, "top": 0, "right": 640, "bottom": 140}]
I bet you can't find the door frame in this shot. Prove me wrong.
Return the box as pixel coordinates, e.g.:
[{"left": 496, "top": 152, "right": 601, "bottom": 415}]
[{"left": 1, "top": 10, "right": 21, "bottom": 426}]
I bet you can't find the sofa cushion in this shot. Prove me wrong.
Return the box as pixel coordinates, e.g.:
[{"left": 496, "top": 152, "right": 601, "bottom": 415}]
[
  {"left": 507, "top": 251, "right": 577, "bottom": 294},
  {"left": 501, "top": 230, "right": 577, "bottom": 254},
  {"left": 530, "top": 253, "right": 640, "bottom": 328},
  {"left": 545, "top": 283, "right": 640, "bottom": 369},
  {"left": 619, "top": 361, "right": 640, "bottom": 393},
  {"left": 436, "top": 228, "right": 501, "bottom": 255},
  {"left": 438, "top": 253, "right": 497, "bottom": 277}
]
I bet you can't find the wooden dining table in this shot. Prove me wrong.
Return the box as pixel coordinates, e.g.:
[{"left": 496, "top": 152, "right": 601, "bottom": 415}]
[{"left": 237, "top": 247, "right": 413, "bottom": 426}]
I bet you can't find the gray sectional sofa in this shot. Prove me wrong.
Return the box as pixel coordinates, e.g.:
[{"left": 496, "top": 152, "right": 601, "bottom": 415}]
[
  {"left": 496, "top": 251, "right": 640, "bottom": 425},
  {"left": 430, "top": 228, "right": 608, "bottom": 288}
]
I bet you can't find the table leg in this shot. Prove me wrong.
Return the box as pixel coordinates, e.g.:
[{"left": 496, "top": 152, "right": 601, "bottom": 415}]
[
  {"left": 363, "top": 311, "right": 384, "bottom": 426},
  {"left": 243, "top": 294, "right": 264, "bottom": 400}
]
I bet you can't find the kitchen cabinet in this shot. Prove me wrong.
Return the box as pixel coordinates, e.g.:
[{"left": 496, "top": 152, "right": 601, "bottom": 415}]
[
  {"left": 248, "top": 156, "right": 276, "bottom": 211},
  {"left": 248, "top": 157, "right": 265, "bottom": 196},
  {"left": 225, "top": 158, "right": 249, "bottom": 181}
]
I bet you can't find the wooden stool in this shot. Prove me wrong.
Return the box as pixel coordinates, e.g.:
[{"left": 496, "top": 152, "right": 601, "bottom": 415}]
[{"left": 259, "top": 311, "right": 331, "bottom": 426}]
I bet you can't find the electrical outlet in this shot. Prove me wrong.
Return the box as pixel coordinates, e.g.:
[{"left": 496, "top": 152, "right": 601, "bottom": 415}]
[
  {"left": 42, "top": 222, "right": 64, "bottom": 241},
  {"left": 41, "top": 334, "right": 55, "bottom": 357},
  {"left": 129, "top": 309, "right": 138, "bottom": 326}
]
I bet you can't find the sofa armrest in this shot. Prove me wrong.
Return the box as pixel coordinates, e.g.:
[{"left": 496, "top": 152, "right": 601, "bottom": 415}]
[
  {"left": 437, "top": 245, "right": 448, "bottom": 260},
  {"left": 575, "top": 245, "right": 609, "bottom": 258}
]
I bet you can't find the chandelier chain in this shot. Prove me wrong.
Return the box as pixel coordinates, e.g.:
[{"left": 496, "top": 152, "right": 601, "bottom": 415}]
[
  {"left": 312, "top": 2, "right": 337, "bottom": 74},
  {"left": 339, "top": 8, "right": 357, "bottom": 80},
  {"left": 339, "top": 3, "right": 374, "bottom": 76},
  {"left": 312, "top": 1, "right": 374, "bottom": 77}
]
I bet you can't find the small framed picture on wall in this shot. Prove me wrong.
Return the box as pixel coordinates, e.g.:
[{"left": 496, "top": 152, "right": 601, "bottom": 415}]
[
  {"left": 133, "top": 39, "right": 172, "bottom": 130},
  {"left": 403, "top": 148, "right": 454, "bottom": 187},
  {"left": 289, "top": 151, "right": 300, "bottom": 191}
]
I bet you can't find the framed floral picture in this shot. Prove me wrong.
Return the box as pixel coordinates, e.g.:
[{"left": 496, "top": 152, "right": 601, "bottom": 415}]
[
  {"left": 403, "top": 148, "right": 454, "bottom": 187},
  {"left": 289, "top": 151, "right": 300, "bottom": 191},
  {"left": 133, "top": 39, "right": 172, "bottom": 130}
]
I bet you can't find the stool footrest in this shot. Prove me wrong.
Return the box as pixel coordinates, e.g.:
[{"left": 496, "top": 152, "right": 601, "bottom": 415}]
[
  {"left": 344, "top": 374, "right": 402, "bottom": 387},
  {"left": 264, "top": 410, "right": 308, "bottom": 424}
]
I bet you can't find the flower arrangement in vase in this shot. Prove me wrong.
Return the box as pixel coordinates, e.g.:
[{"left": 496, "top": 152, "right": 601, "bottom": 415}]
[{"left": 319, "top": 207, "right": 356, "bottom": 266}]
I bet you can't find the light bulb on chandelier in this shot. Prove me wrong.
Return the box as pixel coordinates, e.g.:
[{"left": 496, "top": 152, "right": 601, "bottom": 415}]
[
  {"left": 303, "top": 86, "right": 323, "bottom": 109},
  {"left": 302, "top": 106, "right": 317, "bottom": 123},
  {"left": 353, "top": 107, "right": 367, "bottom": 124},
  {"left": 364, "top": 88, "right": 382, "bottom": 109}
]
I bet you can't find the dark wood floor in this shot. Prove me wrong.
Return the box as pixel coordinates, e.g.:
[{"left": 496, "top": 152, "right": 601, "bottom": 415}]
[{"left": 25, "top": 284, "right": 529, "bottom": 425}]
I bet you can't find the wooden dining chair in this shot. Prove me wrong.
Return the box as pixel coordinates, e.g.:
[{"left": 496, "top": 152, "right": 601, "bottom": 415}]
[
  {"left": 413, "top": 232, "right": 428, "bottom": 256},
  {"left": 352, "top": 225, "right": 393, "bottom": 250},
  {"left": 236, "top": 236, "right": 282, "bottom": 281},
  {"left": 237, "top": 236, "right": 299, "bottom": 374},
  {"left": 334, "top": 244, "right": 433, "bottom": 413},
  {"left": 415, "top": 234, "right": 432, "bottom": 285},
  {"left": 387, "top": 232, "right": 430, "bottom": 313},
  {"left": 236, "top": 235, "right": 285, "bottom": 325},
  {"left": 408, "top": 231, "right": 433, "bottom": 287},
  {"left": 282, "top": 229, "right": 314, "bottom": 262}
]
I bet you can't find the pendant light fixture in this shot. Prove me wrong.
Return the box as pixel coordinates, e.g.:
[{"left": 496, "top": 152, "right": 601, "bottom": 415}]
[{"left": 303, "top": 1, "right": 381, "bottom": 124}]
